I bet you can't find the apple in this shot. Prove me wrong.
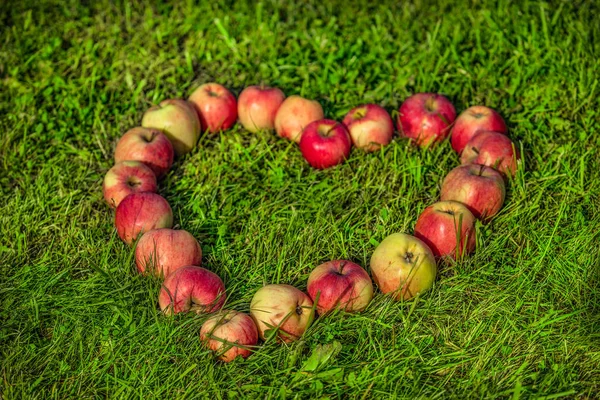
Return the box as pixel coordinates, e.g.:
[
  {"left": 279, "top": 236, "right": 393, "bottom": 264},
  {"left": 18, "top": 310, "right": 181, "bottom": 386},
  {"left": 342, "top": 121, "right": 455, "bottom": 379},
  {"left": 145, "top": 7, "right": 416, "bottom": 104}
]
[
  {"left": 200, "top": 310, "right": 259, "bottom": 362},
  {"left": 299, "top": 119, "right": 352, "bottom": 169},
  {"left": 398, "top": 93, "right": 456, "bottom": 147},
  {"left": 342, "top": 104, "right": 394, "bottom": 152},
  {"left": 450, "top": 105, "right": 507, "bottom": 154},
  {"left": 188, "top": 83, "right": 237, "bottom": 133},
  {"left": 103, "top": 161, "right": 157, "bottom": 208},
  {"left": 440, "top": 164, "right": 506, "bottom": 220},
  {"left": 250, "top": 284, "right": 314, "bottom": 343},
  {"left": 135, "top": 228, "right": 202, "bottom": 277},
  {"left": 115, "top": 192, "right": 173, "bottom": 245},
  {"left": 414, "top": 201, "right": 476, "bottom": 259},
  {"left": 237, "top": 85, "right": 285, "bottom": 133},
  {"left": 370, "top": 233, "right": 437, "bottom": 301},
  {"left": 141, "top": 99, "right": 201, "bottom": 156},
  {"left": 158, "top": 266, "right": 226, "bottom": 315},
  {"left": 274, "top": 95, "right": 324, "bottom": 142},
  {"left": 114, "top": 127, "right": 174, "bottom": 178},
  {"left": 306, "top": 260, "right": 373, "bottom": 314},
  {"left": 460, "top": 130, "right": 520, "bottom": 177}
]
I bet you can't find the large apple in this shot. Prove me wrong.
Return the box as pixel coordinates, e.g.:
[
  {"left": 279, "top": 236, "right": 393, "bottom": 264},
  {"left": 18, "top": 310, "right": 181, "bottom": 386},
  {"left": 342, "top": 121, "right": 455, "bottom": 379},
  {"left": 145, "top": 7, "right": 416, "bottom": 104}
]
[
  {"left": 370, "top": 233, "right": 437, "bottom": 301},
  {"left": 115, "top": 192, "right": 173, "bottom": 245},
  {"left": 398, "top": 93, "right": 456, "bottom": 147},
  {"left": 114, "top": 127, "right": 174, "bottom": 178},
  {"left": 250, "top": 284, "right": 314, "bottom": 343},
  {"left": 103, "top": 161, "right": 157, "bottom": 208},
  {"left": 450, "top": 105, "right": 507, "bottom": 154},
  {"left": 342, "top": 104, "right": 394, "bottom": 152},
  {"left": 306, "top": 260, "right": 373, "bottom": 314},
  {"left": 460, "top": 130, "right": 520, "bottom": 177},
  {"left": 414, "top": 201, "right": 476, "bottom": 259},
  {"left": 188, "top": 83, "right": 237, "bottom": 133},
  {"left": 237, "top": 85, "right": 285, "bottom": 133},
  {"left": 158, "top": 266, "right": 226, "bottom": 315},
  {"left": 274, "top": 95, "right": 324, "bottom": 142},
  {"left": 299, "top": 119, "right": 352, "bottom": 169},
  {"left": 440, "top": 164, "right": 506, "bottom": 220},
  {"left": 200, "top": 310, "right": 259, "bottom": 362},
  {"left": 141, "top": 99, "right": 201, "bottom": 156},
  {"left": 135, "top": 228, "right": 202, "bottom": 277}
]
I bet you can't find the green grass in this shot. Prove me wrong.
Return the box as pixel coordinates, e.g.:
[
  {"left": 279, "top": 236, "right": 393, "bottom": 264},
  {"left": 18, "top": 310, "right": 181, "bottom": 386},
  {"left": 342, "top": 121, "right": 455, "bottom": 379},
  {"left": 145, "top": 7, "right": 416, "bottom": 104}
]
[{"left": 1, "top": 0, "right": 599, "bottom": 398}]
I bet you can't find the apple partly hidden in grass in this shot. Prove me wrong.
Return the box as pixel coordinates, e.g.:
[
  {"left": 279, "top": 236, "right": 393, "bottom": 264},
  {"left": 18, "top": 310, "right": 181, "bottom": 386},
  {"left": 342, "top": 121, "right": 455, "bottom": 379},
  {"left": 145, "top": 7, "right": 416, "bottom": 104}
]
[
  {"left": 103, "top": 161, "right": 157, "bottom": 208},
  {"left": 342, "top": 104, "right": 394, "bottom": 152},
  {"left": 274, "top": 95, "right": 324, "bottom": 142},
  {"left": 237, "top": 85, "right": 285, "bottom": 133},
  {"left": 135, "top": 228, "right": 202, "bottom": 278},
  {"left": 450, "top": 105, "right": 507, "bottom": 154},
  {"left": 250, "top": 284, "right": 314, "bottom": 343},
  {"left": 188, "top": 82, "right": 238, "bottom": 133},
  {"left": 398, "top": 93, "right": 456, "bottom": 147},
  {"left": 370, "top": 233, "right": 437, "bottom": 301},
  {"left": 115, "top": 192, "right": 173, "bottom": 245},
  {"left": 440, "top": 164, "right": 506, "bottom": 221},
  {"left": 307, "top": 260, "right": 373, "bottom": 314},
  {"left": 114, "top": 127, "right": 174, "bottom": 179},
  {"left": 299, "top": 119, "right": 352, "bottom": 169},
  {"left": 200, "top": 310, "right": 259, "bottom": 362},
  {"left": 460, "top": 130, "right": 520, "bottom": 177},
  {"left": 159, "top": 266, "right": 226, "bottom": 315},
  {"left": 141, "top": 99, "right": 201, "bottom": 156},
  {"left": 414, "top": 200, "right": 476, "bottom": 259}
]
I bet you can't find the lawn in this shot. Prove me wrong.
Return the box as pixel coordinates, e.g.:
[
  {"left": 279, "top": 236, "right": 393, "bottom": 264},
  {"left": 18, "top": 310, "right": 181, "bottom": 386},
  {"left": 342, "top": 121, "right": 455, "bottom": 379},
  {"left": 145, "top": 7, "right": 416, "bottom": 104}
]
[{"left": 1, "top": 0, "right": 599, "bottom": 398}]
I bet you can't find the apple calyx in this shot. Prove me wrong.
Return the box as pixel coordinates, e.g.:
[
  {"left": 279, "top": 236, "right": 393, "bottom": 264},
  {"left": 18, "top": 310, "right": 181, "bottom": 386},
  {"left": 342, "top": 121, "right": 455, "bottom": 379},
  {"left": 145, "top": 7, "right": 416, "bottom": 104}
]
[
  {"left": 295, "top": 305, "right": 303, "bottom": 315},
  {"left": 404, "top": 252, "right": 414, "bottom": 263}
]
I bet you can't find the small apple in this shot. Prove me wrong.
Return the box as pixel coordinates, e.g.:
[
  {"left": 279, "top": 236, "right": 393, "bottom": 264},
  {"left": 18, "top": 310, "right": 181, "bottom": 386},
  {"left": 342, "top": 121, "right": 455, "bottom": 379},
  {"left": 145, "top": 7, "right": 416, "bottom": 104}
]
[
  {"left": 306, "top": 260, "right": 373, "bottom": 314},
  {"left": 299, "top": 119, "right": 352, "bottom": 169},
  {"left": 135, "top": 228, "right": 202, "bottom": 277},
  {"left": 200, "top": 310, "right": 259, "bottom": 362},
  {"left": 188, "top": 83, "right": 237, "bottom": 133},
  {"left": 250, "top": 284, "right": 314, "bottom": 343},
  {"left": 114, "top": 127, "right": 174, "bottom": 178},
  {"left": 103, "top": 161, "right": 157, "bottom": 208},
  {"left": 440, "top": 164, "right": 506, "bottom": 220},
  {"left": 450, "top": 105, "right": 507, "bottom": 154},
  {"left": 274, "top": 95, "right": 324, "bottom": 142},
  {"left": 414, "top": 201, "right": 476, "bottom": 259},
  {"left": 115, "top": 192, "right": 173, "bottom": 245},
  {"left": 237, "top": 85, "right": 285, "bottom": 133},
  {"left": 398, "top": 93, "right": 456, "bottom": 147},
  {"left": 342, "top": 104, "right": 394, "bottom": 152},
  {"left": 370, "top": 233, "right": 437, "bottom": 301},
  {"left": 159, "top": 266, "right": 226, "bottom": 315},
  {"left": 460, "top": 130, "right": 520, "bottom": 177}
]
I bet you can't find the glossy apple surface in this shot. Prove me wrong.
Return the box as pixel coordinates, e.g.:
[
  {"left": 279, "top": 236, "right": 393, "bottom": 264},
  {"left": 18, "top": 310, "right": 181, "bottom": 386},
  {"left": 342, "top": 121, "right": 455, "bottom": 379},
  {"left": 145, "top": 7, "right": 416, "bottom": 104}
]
[
  {"left": 274, "top": 95, "right": 324, "bottom": 142},
  {"left": 450, "top": 105, "right": 507, "bottom": 154},
  {"left": 103, "top": 161, "right": 157, "bottom": 208},
  {"left": 115, "top": 192, "right": 173, "bottom": 245},
  {"left": 460, "top": 130, "right": 520, "bottom": 177},
  {"left": 188, "top": 83, "right": 237, "bottom": 133},
  {"left": 114, "top": 127, "right": 174, "bottom": 178},
  {"left": 398, "top": 93, "right": 456, "bottom": 147},
  {"left": 342, "top": 104, "right": 394, "bottom": 152},
  {"left": 135, "top": 228, "right": 202, "bottom": 277},
  {"left": 299, "top": 119, "right": 352, "bottom": 169},
  {"left": 237, "top": 85, "right": 285, "bottom": 133},
  {"left": 200, "top": 310, "right": 259, "bottom": 362}
]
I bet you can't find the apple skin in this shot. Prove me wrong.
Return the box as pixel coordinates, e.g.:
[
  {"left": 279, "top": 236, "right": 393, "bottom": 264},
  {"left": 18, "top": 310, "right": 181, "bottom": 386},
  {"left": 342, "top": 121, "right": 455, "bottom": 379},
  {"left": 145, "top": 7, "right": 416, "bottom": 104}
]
[
  {"left": 158, "top": 266, "right": 226, "bottom": 315},
  {"left": 450, "top": 105, "right": 507, "bottom": 154},
  {"left": 250, "top": 284, "right": 314, "bottom": 343},
  {"left": 115, "top": 192, "right": 173, "bottom": 246},
  {"left": 370, "top": 233, "right": 437, "bottom": 301},
  {"left": 274, "top": 95, "right": 324, "bottom": 142},
  {"left": 414, "top": 201, "right": 477, "bottom": 259},
  {"left": 299, "top": 119, "right": 352, "bottom": 169},
  {"left": 460, "top": 130, "right": 520, "bottom": 177},
  {"left": 237, "top": 85, "right": 286, "bottom": 133},
  {"left": 141, "top": 99, "right": 201, "bottom": 156},
  {"left": 103, "top": 161, "right": 157, "bottom": 208},
  {"left": 188, "top": 83, "right": 238, "bottom": 133},
  {"left": 135, "top": 228, "right": 202, "bottom": 278},
  {"left": 342, "top": 104, "right": 394, "bottom": 152},
  {"left": 398, "top": 93, "right": 456, "bottom": 147},
  {"left": 200, "top": 310, "right": 259, "bottom": 362},
  {"left": 306, "top": 260, "right": 373, "bottom": 314},
  {"left": 114, "top": 127, "right": 174, "bottom": 179},
  {"left": 440, "top": 164, "right": 506, "bottom": 220}
]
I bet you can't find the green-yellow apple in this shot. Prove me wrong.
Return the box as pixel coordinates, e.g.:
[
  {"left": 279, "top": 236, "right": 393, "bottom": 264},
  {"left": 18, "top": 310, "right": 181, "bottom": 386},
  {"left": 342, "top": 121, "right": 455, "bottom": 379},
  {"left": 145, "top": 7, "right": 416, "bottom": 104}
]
[{"left": 142, "top": 99, "right": 200, "bottom": 156}]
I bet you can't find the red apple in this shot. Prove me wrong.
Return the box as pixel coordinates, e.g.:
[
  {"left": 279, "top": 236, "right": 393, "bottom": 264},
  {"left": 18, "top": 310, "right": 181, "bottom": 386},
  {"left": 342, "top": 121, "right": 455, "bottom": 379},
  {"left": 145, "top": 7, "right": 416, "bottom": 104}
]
[
  {"left": 440, "top": 164, "right": 506, "bottom": 220},
  {"left": 306, "top": 260, "right": 373, "bottom": 314},
  {"left": 299, "top": 119, "right": 352, "bottom": 169},
  {"left": 158, "top": 266, "right": 226, "bottom": 315},
  {"left": 450, "top": 105, "right": 507, "bottom": 154},
  {"left": 115, "top": 192, "right": 173, "bottom": 245},
  {"left": 135, "top": 228, "right": 202, "bottom": 277},
  {"left": 142, "top": 99, "right": 201, "bottom": 156},
  {"left": 200, "top": 310, "right": 259, "bottom": 362},
  {"left": 414, "top": 201, "right": 476, "bottom": 259},
  {"left": 342, "top": 104, "right": 394, "bottom": 152},
  {"left": 103, "top": 161, "right": 157, "bottom": 208},
  {"left": 250, "top": 284, "right": 314, "bottom": 343},
  {"left": 460, "top": 130, "right": 520, "bottom": 177},
  {"left": 274, "top": 95, "right": 324, "bottom": 142},
  {"left": 398, "top": 93, "right": 456, "bottom": 147},
  {"left": 188, "top": 83, "right": 237, "bottom": 133},
  {"left": 114, "top": 127, "right": 174, "bottom": 178},
  {"left": 237, "top": 85, "right": 285, "bottom": 133}
]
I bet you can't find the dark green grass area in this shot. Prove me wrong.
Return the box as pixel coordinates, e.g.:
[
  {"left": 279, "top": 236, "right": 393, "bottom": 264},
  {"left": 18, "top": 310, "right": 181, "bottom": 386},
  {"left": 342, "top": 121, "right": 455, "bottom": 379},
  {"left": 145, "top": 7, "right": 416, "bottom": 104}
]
[{"left": 1, "top": 0, "right": 600, "bottom": 398}]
